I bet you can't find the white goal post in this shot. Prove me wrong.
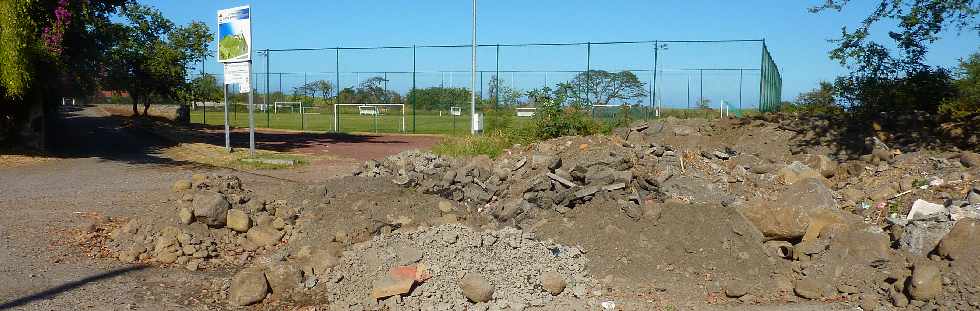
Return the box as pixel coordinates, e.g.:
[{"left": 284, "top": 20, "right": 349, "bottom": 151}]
[
  {"left": 333, "top": 103, "right": 406, "bottom": 133},
  {"left": 61, "top": 97, "right": 75, "bottom": 106},
  {"left": 273, "top": 101, "right": 302, "bottom": 113}
]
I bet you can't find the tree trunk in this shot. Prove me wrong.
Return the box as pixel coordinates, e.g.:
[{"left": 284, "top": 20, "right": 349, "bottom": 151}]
[
  {"left": 131, "top": 95, "right": 139, "bottom": 116},
  {"left": 142, "top": 101, "right": 150, "bottom": 116}
]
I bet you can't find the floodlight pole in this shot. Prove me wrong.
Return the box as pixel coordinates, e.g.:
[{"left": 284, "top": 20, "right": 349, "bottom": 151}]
[{"left": 265, "top": 49, "right": 270, "bottom": 128}]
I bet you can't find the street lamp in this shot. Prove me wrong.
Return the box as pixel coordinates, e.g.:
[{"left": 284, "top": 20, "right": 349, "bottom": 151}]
[{"left": 470, "top": 0, "right": 478, "bottom": 135}]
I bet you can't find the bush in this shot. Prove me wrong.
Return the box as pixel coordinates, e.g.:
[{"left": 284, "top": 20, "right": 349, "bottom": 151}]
[
  {"left": 528, "top": 100, "right": 608, "bottom": 140},
  {"left": 939, "top": 53, "right": 980, "bottom": 120}
]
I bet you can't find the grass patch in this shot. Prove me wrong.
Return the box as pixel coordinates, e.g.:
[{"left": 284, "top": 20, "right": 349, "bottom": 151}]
[
  {"left": 431, "top": 131, "right": 518, "bottom": 158},
  {"left": 163, "top": 142, "right": 310, "bottom": 170}
]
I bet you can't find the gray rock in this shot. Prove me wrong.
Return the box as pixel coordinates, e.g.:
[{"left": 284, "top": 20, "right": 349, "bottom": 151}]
[
  {"left": 460, "top": 272, "right": 494, "bottom": 303},
  {"left": 437, "top": 200, "right": 454, "bottom": 213},
  {"left": 192, "top": 191, "right": 230, "bottom": 227},
  {"left": 890, "top": 288, "right": 909, "bottom": 307},
  {"left": 777, "top": 161, "right": 825, "bottom": 185},
  {"left": 899, "top": 216, "right": 953, "bottom": 256},
  {"left": 230, "top": 268, "right": 269, "bottom": 306},
  {"left": 724, "top": 281, "right": 749, "bottom": 298}
]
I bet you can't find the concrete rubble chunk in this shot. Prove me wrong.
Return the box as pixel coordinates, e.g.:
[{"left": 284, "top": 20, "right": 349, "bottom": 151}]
[
  {"left": 546, "top": 173, "right": 578, "bottom": 188},
  {"left": 906, "top": 199, "right": 947, "bottom": 220}
]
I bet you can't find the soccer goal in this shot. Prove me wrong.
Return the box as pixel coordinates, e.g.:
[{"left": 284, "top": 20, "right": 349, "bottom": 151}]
[
  {"left": 449, "top": 106, "right": 462, "bottom": 116},
  {"left": 61, "top": 97, "right": 76, "bottom": 106},
  {"left": 273, "top": 101, "right": 302, "bottom": 113},
  {"left": 333, "top": 103, "right": 406, "bottom": 133}
]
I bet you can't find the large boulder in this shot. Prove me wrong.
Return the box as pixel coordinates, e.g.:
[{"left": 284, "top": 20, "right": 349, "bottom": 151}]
[
  {"left": 229, "top": 268, "right": 269, "bottom": 306},
  {"left": 192, "top": 191, "right": 230, "bottom": 227},
  {"left": 741, "top": 178, "right": 851, "bottom": 240}
]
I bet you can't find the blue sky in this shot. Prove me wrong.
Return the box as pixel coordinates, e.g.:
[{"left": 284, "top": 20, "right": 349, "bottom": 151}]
[{"left": 144, "top": 0, "right": 978, "bottom": 108}]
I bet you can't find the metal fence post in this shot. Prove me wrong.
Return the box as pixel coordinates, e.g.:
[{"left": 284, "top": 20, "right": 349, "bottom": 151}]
[
  {"left": 586, "top": 42, "right": 592, "bottom": 119},
  {"left": 412, "top": 45, "right": 417, "bottom": 133},
  {"left": 652, "top": 41, "right": 658, "bottom": 120},
  {"left": 759, "top": 40, "right": 767, "bottom": 112},
  {"left": 265, "top": 49, "right": 271, "bottom": 128},
  {"left": 335, "top": 48, "right": 341, "bottom": 132},
  {"left": 495, "top": 44, "right": 500, "bottom": 107}
]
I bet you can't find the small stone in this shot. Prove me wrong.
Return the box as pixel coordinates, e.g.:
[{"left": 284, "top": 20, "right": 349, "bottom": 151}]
[
  {"left": 859, "top": 293, "right": 880, "bottom": 311},
  {"left": 186, "top": 259, "right": 201, "bottom": 271},
  {"left": 177, "top": 207, "right": 193, "bottom": 225},
  {"left": 272, "top": 217, "right": 287, "bottom": 230},
  {"left": 226, "top": 209, "right": 251, "bottom": 232},
  {"left": 724, "top": 281, "right": 749, "bottom": 298},
  {"left": 437, "top": 200, "right": 454, "bottom": 213},
  {"left": 461, "top": 273, "right": 494, "bottom": 303},
  {"left": 890, "top": 288, "right": 910, "bottom": 307},
  {"left": 539, "top": 272, "right": 566, "bottom": 296},
  {"left": 229, "top": 268, "right": 269, "bottom": 306}
]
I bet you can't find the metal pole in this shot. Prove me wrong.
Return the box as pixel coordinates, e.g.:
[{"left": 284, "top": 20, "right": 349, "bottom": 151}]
[
  {"left": 202, "top": 55, "right": 206, "bottom": 124},
  {"left": 302, "top": 72, "right": 307, "bottom": 130},
  {"left": 495, "top": 44, "right": 500, "bottom": 108},
  {"left": 652, "top": 41, "right": 658, "bottom": 119},
  {"left": 248, "top": 61, "right": 255, "bottom": 156},
  {"left": 759, "top": 40, "right": 766, "bottom": 112},
  {"left": 265, "top": 50, "right": 270, "bottom": 128},
  {"left": 686, "top": 74, "right": 690, "bottom": 118},
  {"left": 699, "top": 69, "right": 704, "bottom": 118},
  {"left": 223, "top": 82, "right": 230, "bottom": 151},
  {"left": 470, "top": 0, "right": 478, "bottom": 134},
  {"left": 335, "top": 49, "right": 341, "bottom": 132},
  {"left": 587, "top": 42, "right": 592, "bottom": 118},
  {"left": 412, "top": 45, "right": 416, "bottom": 133},
  {"left": 278, "top": 73, "right": 282, "bottom": 113}
]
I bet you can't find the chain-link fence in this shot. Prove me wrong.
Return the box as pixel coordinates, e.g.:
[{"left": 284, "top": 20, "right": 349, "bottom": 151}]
[{"left": 187, "top": 39, "right": 782, "bottom": 135}]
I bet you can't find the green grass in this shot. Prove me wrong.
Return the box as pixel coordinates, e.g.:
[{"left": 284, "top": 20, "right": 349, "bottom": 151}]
[{"left": 189, "top": 105, "right": 762, "bottom": 135}]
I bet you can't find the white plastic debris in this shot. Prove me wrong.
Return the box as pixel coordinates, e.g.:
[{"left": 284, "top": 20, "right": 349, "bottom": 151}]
[
  {"left": 929, "top": 179, "right": 945, "bottom": 187},
  {"left": 906, "top": 199, "right": 947, "bottom": 220},
  {"left": 600, "top": 300, "right": 616, "bottom": 310}
]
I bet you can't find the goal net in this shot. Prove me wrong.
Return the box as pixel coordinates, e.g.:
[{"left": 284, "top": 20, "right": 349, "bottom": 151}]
[{"left": 333, "top": 103, "right": 406, "bottom": 133}]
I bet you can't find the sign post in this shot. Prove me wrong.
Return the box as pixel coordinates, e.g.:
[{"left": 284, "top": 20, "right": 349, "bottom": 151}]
[{"left": 217, "top": 5, "right": 254, "bottom": 155}]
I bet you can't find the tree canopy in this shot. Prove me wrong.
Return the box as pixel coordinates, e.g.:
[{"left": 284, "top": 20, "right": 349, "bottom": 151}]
[{"left": 554, "top": 70, "right": 647, "bottom": 107}]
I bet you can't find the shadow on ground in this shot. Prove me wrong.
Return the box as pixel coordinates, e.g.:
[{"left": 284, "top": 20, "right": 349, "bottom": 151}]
[{"left": 0, "top": 265, "right": 148, "bottom": 310}]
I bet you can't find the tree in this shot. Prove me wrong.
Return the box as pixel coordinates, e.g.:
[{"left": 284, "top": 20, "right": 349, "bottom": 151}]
[
  {"left": 1, "top": 0, "right": 128, "bottom": 146},
  {"left": 486, "top": 75, "right": 522, "bottom": 107},
  {"left": 811, "top": 0, "right": 979, "bottom": 77},
  {"left": 188, "top": 74, "right": 221, "bottom": 103},
  {"left": 794, "top": 81, "right": 842, "bottom": 113},
  {"left": 103, "top": 3, "right": 210, "bottom": 116},
  {"left": 406, "top": 87, "right": 471, "bottom": 110},
  {"left": 939, "top": 53, "right": 980, "bottom": 119},
  {"left": 556, "top": 70, "right": 647, "bottom": 107},
  {"left": 293, "top": 80, "right": 334, "bottom": 104}
]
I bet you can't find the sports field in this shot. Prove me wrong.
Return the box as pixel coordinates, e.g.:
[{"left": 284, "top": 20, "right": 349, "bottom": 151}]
[{"left": 189, "top": 105, "right": 759, "bottom": 135}]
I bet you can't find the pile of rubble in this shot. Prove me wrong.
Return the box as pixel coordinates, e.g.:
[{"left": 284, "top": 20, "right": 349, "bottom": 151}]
[{"left": 104, "top": 174, "right": 309, "bottom": 271}]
